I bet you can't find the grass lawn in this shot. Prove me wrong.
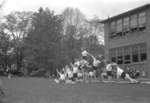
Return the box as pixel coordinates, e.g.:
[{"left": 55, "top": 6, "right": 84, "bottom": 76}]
[{"left": 1, "top": 77, "right": 150, "bottom": 103}]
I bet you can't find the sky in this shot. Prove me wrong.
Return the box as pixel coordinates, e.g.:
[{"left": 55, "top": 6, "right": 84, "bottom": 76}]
[{"left": 1, "top": 0, "right": 150, "bottom": 19}]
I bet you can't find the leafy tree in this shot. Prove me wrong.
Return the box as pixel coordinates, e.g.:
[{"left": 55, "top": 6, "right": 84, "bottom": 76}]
[
  {"left": 24, "top": 7, "right": 63, "bottom": 75},
  {"left": 0, "top": 26, "right": 11, "bottom": 70},
  {"left": 4, "top": 11, "right": 33, "bottom": 71},
  {"left": 62, "top": 25, "right": 81, "bottom": 62},
  {"left": 62, "top": 7, "right": 85, "bottom": 28},
  {"left": 82, "top": 35, "right": 104, "bottom": 56}
]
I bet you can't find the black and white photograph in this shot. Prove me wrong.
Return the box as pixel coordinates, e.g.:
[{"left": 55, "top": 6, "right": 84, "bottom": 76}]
[{"left": 0, "top": 0, "right": 150, "bottom": 103}]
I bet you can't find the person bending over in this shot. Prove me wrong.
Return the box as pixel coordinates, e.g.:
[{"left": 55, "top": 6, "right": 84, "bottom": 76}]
[
  {"left": 105, "top": 62, "right": 114, "bottom": 80},
  {"left": 114, "top": 65, "right": 139, "bottom": 83}
]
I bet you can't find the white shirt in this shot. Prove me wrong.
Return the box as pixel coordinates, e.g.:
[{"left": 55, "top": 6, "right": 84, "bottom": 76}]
[
  {"left": 77, "top": 72, "right": 83, "bottom": 77},
  {"left": 116, "top": 66, "right": 124, "bottom": 77},
  {"left": 73, "top": 66, "right": 78, "bottom": 73},
  {"left": 74, "top": 61, "right": 80, "bottom": 66},
  {"left": 68, "top": 71, "right": 73, "bottom": 78},
  {"left": 81, "top": 60, "right": 88, "bottom": 65},
  {"left": 106, "top": 64, "right": 112, "bottom": 71},
  {"left": 60, "top": 74, "right": 66, "bottom": 80},
  {"left": 93, "top": 60, "right": 101, "bottom": 67},
  {"left": 81, "top": 50, "right": 88, "bottom": 56}
]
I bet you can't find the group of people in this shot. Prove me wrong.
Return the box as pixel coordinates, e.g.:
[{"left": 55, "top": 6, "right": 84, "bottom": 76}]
[
  {"left": 55, "top": 49, "right": 102, "bottom": 83},
  {"left": 55, "top": 49, "right": 139, "bottom": 84}
]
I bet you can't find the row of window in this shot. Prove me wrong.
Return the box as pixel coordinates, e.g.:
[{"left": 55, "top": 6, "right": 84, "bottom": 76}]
[
  {"left": 110, "top": 11, "right": 146, "bottom": 39},
  {"left": 109, "top": 43, "right": 147, "bottom": 64}
]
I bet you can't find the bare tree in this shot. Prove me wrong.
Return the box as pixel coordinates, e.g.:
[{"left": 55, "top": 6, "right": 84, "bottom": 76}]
[
  {"left": 0, "top": 0, "right": 6, "bottom": 10},
  {"left": 62, "top": 7, "right": 85, "bottom": 29}
]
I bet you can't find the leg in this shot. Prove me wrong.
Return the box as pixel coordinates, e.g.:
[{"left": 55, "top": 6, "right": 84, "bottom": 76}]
[
  {"left": 107, "top": 71, "right": 113, "bottom": 80},
  {"left": 125, "top": 73, "right": 139, "bottom": 83}
]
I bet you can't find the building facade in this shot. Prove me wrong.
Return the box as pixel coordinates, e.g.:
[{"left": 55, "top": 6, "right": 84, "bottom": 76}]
[{"left": 101, "top": 4, "right": 150, "bottom": 77}]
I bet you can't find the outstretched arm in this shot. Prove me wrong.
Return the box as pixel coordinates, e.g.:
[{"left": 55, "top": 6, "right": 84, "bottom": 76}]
[
  {"left": 56, "top": 69, "right": 60, "bottom": 76},
  {"left": 88, "top": 53, "right": 97, "bottom": 62},
  {"left": 91, "top": 54, "right": 96, "bottom": 61},
  {"left": 70, "top": 63, "right": 74, "bottom": 68}
]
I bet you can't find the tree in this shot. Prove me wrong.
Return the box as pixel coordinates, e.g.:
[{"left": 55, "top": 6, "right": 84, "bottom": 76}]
[
  {"left": 4, "top": 11, "right": 33, "bottom": 71},
  {"left": 0, "top": 25, "right": 12, "bottom": 70},
  {"left": 61, "top": 7, "right": 104, "bottom": 63},
  {"left": 62, "top": 24, "right": 81, "bottom": 62},
  {"left": 24, "top": 7, "right": 63, "bottom": 75},
  {"left": 62, "top": 7, "right": 86, "bottom": 35},
  {"left": 0, "top": 0, "right": 6, "bottom": 10},
  {"left": 82, "top": 35, "right": 104, "bottom": 56}
]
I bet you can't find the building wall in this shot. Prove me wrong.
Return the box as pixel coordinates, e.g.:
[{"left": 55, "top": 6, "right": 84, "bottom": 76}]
[
  {"left": 104, "top": 8, "right": 150, "bottom": 77},
  {"left": 104, "top": 23, "right": 110, "bottom": 61},
  {"left": 145, "top": 8, "right": 150, "bottom": 77}
]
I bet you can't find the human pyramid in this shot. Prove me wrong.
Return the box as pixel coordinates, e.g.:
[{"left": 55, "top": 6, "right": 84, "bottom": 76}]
[{"left": 54, "top": 50, "right": 139, "bottom": 84}]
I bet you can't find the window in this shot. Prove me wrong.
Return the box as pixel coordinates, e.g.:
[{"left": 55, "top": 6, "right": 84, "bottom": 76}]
[
  {"left": 109, "top": 49, "right": 116, "bottom": 63},
  {"left": 123, "top": 17, "right": 130, "bottom": 33},
  {"left": 138, "top": 12, "right": 146, "bottom": 31},
  {"left": 108, "top": 43, "right": 147, "bottom": 65},
  {"left": 116, "top": 19, "right": 122, "bottom": 36},
  {"left": 117, "top": 48, "right": 123, "bottom": 64},
  {"left": 110, "top": 21, "right": 116, "bottom": 33},
  {"left": 110, "top": 21, "right": 116, "bottom": 38},
  {"left": 124, "top": 47, "right": 131, "bottom": 64},
  {"left": 131, "top": 14, "right": 138, "bottom": 31},
  {"left": 132, "top": 45, "right": 139, "bottom": 63},
  {"left": 139, "top": 43, "right": 147, "bottom": 61}
]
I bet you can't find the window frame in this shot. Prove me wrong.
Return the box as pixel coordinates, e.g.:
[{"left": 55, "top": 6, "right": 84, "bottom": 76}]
[
  {"left": 139, "top": 43, "right": 147, "bottom": 62},
  {"left": 130, "top": 14, "right": 138, "bottom": 32},
  {"left": 108, "top": 43, "right": 147, "bottom": 65},
  {"left": 138, "top": 12, "right": 146, "bottom": 31},
  {"left": 110, "top": 21, "right": 117, "bottom": 38},
  {"left": 124, "top": 46, "right": 131, "bottom": 64},
  {"left": 116, "top": 19, "right": 123, "bottom": 36},
  {"left": 116, "top": 48, "right": 124, "bottom": 64}
]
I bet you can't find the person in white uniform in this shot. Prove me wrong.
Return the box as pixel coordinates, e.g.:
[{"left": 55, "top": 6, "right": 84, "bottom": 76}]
[
  {"left": 55, "top": 69, "right": 66, "bottom": 83},
  {"left": 81, "top": 50, "right": 90, "bottom": 61},
  {"left": 70, "top": 63, "right": 78, "bottom": 81},
  {"left": 81, "top": 50, "right": 88, "bottom": 57},
  {"left": 90, "top": 55, "right": 101, "bottom": 70},
  {"left": 115, "top": 66, "right": 139, "bottom": 83}
]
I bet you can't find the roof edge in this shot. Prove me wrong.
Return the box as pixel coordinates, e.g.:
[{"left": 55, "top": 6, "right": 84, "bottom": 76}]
[{"left": 100, "top": 3, "right": 150, "bottom": 23}]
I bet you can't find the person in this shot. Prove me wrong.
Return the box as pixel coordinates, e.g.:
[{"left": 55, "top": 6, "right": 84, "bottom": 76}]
[
  {"left": 6, "top": 66, "right": 13, "bottom": 79},
  {"left": 66, "top": 67, "right": 74, "bottom": 81},
  {"left": 80, "top": 59, "right": 88, "bottom": 67},
  {"left": 77, "top": 68, "right": 83, "bottom": 80},
  {"left": 71, "top": 63, "right": 78, "bottom": 81},
  {"left": 90, "top": 55, "right": 101, "bottom": 70},
  {"left": 105, "top": 62, "right": 114, "bottom": 80},
  {"left": 114, "top": 65, "right": 139, "bottom": 83},
  {"left": 81, "top": 50, "right": 88, "bottom": 57},
  {"left": 55, "top": 69, "right": 66, "bottom": 83},
  {"left": 125, "top": 66, "right": 140, "bottom": 79},
  {"left": 81, "top": 49, "right": 90, "bottom": 62},
  {"left": 89, "top": 69, "right": 96, "bottom": 80}
]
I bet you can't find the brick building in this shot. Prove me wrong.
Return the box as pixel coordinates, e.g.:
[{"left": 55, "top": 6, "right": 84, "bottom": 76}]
[{"left": 101, "top": 4, "right": 150, "bottom": 77}]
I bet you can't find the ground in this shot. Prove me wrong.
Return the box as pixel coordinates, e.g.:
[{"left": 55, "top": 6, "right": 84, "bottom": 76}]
[{"left": 1, "top": 77, "right": 150, "bottom": 103}]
